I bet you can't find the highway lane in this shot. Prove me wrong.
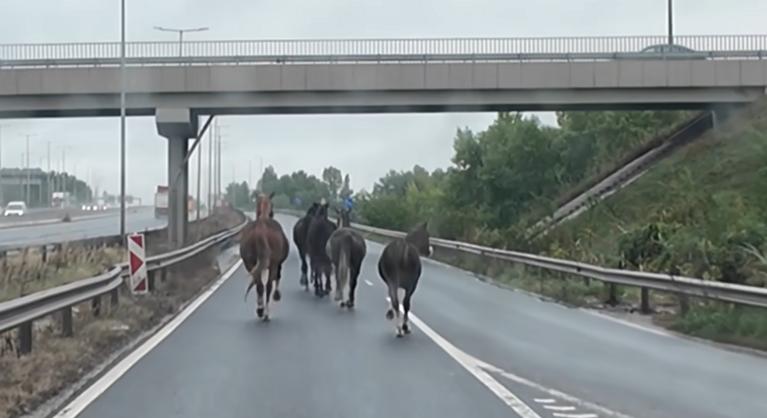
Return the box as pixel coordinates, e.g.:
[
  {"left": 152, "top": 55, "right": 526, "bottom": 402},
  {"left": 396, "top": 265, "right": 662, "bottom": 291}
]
[
  {"left": 0, "top": 207, "right": 165, "bottom": 248},
  {"left": 72, "top": 214, "right": 516, "bottom": 418},
  {"left": 66, "top": 214, "right": 767, "bottom": 418}
]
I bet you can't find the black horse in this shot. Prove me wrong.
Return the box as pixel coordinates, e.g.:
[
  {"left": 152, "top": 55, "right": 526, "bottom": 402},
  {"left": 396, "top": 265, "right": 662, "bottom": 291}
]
[
  {"left": 377, "top": 222, "right": 431, "bottom": 337},
  {"left": 292, "top": 202, "right": 320, "bottom": 290},
  {"left": 306, "top": 202, "right": 336, "bottom": 297},
  {"left": 326, "top": 207, "right": 366, "bottom": 309}
]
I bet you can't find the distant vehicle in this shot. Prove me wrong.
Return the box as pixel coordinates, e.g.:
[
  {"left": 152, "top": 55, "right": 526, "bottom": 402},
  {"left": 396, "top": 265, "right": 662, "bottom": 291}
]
[
  {"left": 640, "top": 44, "right": 695, "bottom": 54},
  {"left": 3, "top": 201, "right": 27, "bottom": 217},
  {"left": 154, "top": 186, "right": 169, "bottom": 218},
  {"left": 638, "top": 43, "right": 704, "bottom": 58}
]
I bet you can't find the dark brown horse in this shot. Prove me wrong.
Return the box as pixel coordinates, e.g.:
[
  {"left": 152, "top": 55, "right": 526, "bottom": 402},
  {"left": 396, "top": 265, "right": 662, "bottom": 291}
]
[
  {"left": 306, "top": 202, "right": 336, "bottom": 297},
  {"left": 240, "top": 192, "right": 289, "bottom": 321},
  {"left": 292, "top": 202, "right": 320, "bottom": 290},
  {"left": 377, "top": 222, "right": 431, "bottom": 337},
  {"left": 326, "top": 207, "right": 366, "bottom": 309}
]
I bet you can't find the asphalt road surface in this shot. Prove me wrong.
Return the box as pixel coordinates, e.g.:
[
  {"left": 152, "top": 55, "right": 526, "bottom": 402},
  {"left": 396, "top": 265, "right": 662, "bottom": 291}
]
[
  {"left": 67, "top": 214, "right": 767, "bottom": 418},
  {"left": 0, "top": 207, "right": 165, "bottom": 248}
]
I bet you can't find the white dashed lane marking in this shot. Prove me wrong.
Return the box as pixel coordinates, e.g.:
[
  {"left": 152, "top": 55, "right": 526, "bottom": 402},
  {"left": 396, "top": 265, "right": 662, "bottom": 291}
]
[
  {"left": 544, "top": 405, "right": 577, "bottom": 411},
  {"left": 364, "top": 279, "right": 374, "bottom": 287},
  {"left": 553, "top": 414, "right": 598, "bottom": 418},
  {"left": 535, "top": 399, "right": 557, "bottom": 404}
]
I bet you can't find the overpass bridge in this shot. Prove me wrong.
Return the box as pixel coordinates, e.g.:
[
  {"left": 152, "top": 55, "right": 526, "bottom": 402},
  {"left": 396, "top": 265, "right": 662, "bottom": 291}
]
[{"left": 1, "top": 34, "right": 765, "bottom": 245}]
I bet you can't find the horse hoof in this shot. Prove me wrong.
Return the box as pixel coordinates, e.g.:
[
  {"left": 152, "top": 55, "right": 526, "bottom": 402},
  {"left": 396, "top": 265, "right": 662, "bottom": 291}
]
[
  {"left": 346, "top": 301, "right": 354, "bottom": 310},
  {"left": 339, "top": 301, "right": 346, "bottom": 308},
  {"left": 273, "top": 290, "right": 282, "bottom": 301},
  {"left": 256, "top": 308, "right": 264, "bottom": 318},
  {"left": 262, "top": 315, "right": 270, "bottom": 322},
  {"left": 396, "top": 329, "right": 404, "bottom": 338},
  {"left": 403, "top": 324, "right": 411, "bottom": 334},
  {"left": 385, "top": 309, "right": 394, "bottom": 320}
]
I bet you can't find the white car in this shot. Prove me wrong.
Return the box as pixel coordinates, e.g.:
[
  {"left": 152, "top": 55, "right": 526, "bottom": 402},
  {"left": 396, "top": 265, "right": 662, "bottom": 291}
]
[{"left": 3, "top": 201, "right": 27, "bottom": 216}]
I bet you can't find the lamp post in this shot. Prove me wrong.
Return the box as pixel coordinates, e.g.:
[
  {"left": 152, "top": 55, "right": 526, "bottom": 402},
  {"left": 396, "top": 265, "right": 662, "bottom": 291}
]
[
  {"left": 153, "top": 26, "right": 209, "bottom": 56},
  {"left": 119, "top": 0, "right": 127, "bottom": 238},
  {"left": 667, "top": 0, "right": 674, "bottom": 45}
]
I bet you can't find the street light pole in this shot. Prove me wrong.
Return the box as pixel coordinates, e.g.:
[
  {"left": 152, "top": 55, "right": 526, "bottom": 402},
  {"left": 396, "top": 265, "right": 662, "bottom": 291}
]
[
  {"left": 196, "top": 124, "right": 202, "bottom": 220},
  {"left": 153, "top": 26, "right": 209, "bottom": 56},
  {"left": 0, "top": 125, "right": 3, "bottom": 206},
  {"left": 667, "top": 0, "right": 674, "bottom": 45},
  {"left": 120, "top": 0, "right": 127, "bottom": 238},
  {"left": 25, "top": 134, "right": 31, "bottom": 205}
]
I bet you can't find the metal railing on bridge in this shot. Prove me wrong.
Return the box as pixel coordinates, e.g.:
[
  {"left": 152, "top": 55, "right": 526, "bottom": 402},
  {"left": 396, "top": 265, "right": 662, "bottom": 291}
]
[{"left": 1, "top": 34, "right": 766, "bottom": 63}]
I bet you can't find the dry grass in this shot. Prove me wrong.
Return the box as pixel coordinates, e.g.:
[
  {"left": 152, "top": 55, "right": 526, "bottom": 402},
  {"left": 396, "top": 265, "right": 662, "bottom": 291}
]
[
  {"left": 0, "top": 208, "right": 243, "bottom": 418},
  {"left": 0, "top": 246, "right": 123, "bottom": 303}
]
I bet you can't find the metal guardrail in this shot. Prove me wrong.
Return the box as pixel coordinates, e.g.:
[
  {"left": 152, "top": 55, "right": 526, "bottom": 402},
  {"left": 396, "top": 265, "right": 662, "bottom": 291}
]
[
  {"left": 1, "top": 35, "right": 767, "bottom": 61},
  {"left": 0, "top": 218, "right": 247, "bottom": 354},
  {"left": 1, "top": 50, "right": 766, "bottom": 68},
  {"left": 529, "top": 111, "right": 716, "bottom": 237},
  {"left": 279, "top": 209, "right": 767, "bottom": 311},
  {"left": 346, "top": 221, "right": 767, "bottom": 310}
]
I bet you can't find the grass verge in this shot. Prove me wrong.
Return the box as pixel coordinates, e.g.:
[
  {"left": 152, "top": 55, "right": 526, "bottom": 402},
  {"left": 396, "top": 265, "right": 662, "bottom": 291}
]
[{"left": 0, "top": 208, "right": 244, "bottom": 418}]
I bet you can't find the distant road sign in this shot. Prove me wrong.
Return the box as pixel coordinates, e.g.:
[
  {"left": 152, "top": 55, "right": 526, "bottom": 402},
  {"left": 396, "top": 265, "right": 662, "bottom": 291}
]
[{"left": 128, "top": 233, "right": 148, "bottom": 294}]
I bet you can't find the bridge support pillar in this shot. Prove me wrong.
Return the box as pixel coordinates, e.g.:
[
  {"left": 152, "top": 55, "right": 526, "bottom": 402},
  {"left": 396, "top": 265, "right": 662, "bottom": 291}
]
[{"left": 156, "top": 108, "right": 198, "bottom": 248}]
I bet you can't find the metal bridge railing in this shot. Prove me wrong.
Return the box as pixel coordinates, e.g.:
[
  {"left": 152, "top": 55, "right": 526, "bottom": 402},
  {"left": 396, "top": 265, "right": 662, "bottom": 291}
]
[{"left": 1, "top": 35, "right": 766, "bottom": 61}]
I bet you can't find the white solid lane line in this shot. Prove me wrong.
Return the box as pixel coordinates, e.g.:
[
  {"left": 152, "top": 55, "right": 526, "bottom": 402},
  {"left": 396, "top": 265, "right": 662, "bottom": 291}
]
[
  {"left": 544, "top": 405, "right": 577, "bottom": 411},
  {"left": 404, "top": 308, "right": 542, "bottom": 418},
  {"left": 534, "top": 398, "right": 557, "bottom": 404},
  {"left": 53, "top": 260, "right": 244, "bottom": 418},
  {"left": 473, "top": 358, "right": 633, "bottom": 418},
  {"left": 553, "top": 414, "right": 598, "bottom": 418}
]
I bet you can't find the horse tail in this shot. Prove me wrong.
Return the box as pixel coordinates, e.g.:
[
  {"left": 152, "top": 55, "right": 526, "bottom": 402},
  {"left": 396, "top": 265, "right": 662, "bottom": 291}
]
[
  {"left": 338, "top": 237, "right": 351, "bottom": 294},
  {"left": 245, "top": 232, "right": 271, "bottom": 301}
]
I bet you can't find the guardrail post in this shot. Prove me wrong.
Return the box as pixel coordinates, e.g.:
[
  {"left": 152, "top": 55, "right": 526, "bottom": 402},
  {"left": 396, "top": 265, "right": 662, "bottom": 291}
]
[
  {"left": 148, "top": 271, "right": 156, "bottom": 291},
  {"left": 91, "top": 296, "right": 102, "bottom": 317},
  {"left": 61, "top": 307, "right": 73, "bottom": 337},
  {"left": 606, "top": 283, "right": 619, "bottom": 306},
  {"left": 640, "top": 288, "right": 651, "bottom": 314},
  {"left": 41, "top": 245, "right": 48, "bottom": 263},
  {"left": 18, "top": 322, "right": 33, "bottom": 355},
  {"left": 110, "top": 287, "right": 119, "bottom": 310}
]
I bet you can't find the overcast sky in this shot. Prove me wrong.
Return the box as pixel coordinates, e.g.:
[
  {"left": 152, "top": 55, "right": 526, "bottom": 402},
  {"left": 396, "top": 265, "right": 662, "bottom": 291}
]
[{"left": 0, "top": 0, "right": 765, "bottom": 203}]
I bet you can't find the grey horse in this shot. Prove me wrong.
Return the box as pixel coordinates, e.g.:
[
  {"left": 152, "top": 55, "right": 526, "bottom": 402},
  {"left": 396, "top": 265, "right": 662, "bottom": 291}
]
[{"left": 326, "top": 207, "right": 366, "bottom": 309}]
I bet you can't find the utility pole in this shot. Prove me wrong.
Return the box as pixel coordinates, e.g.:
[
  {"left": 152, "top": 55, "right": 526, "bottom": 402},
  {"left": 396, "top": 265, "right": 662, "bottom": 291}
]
[
  {"left": 667, "top": 0, "right": 674, "bottom": 45},
  {"left": 46, "top": 141, "right": 51, "bottom": 206},
  {"left": 120, "top": 0, "right": 127, "bottom": 238},
  {"left": 153, "top": 26, "right": 209, "bottom": 56},
  {"left": 196, "top": 122, "right": 202, "bottom": 220},
  {"left": 0, "top": 125, "right": 4, "bottom": 206},
  {"left": 25, "top": 134, "right": 30, "bottom": 205},
  {"left": 207, "top": 120, "right": 213, "bottom": 213}
]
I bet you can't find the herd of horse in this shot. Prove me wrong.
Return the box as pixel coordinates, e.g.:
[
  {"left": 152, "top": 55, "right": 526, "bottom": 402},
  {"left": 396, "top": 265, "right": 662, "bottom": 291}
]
[{"left": 239, "top": 192, "right": 432, "bottom": 337}]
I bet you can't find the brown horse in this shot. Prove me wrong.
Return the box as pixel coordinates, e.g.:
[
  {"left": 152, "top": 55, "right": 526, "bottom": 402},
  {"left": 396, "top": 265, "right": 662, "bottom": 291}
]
[{"left": 240, "top": 192, "right": 289, "bottom": 321}]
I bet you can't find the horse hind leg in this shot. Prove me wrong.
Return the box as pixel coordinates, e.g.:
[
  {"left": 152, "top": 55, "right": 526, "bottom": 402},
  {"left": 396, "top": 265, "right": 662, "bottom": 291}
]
[
  {"left": 386, "top": 283, "right": 403, "bottom": 337},
  {"left": 253, "top": 267, "right": 268, "bottom": 319},
  {"left": 298, "top": 248, "right": 308, "bottom": 288},
  {"left": 263, "top": 275, "right": 273, "bottom": 321},
  {"left": 346, "top": 263, "right": 360, "bottom": 309},
  {"left": 402, "top": 291, "right": 412, "bottom": 334},
  {"left": 273, "top": 264, "right": 283, "bottom": 302}
]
